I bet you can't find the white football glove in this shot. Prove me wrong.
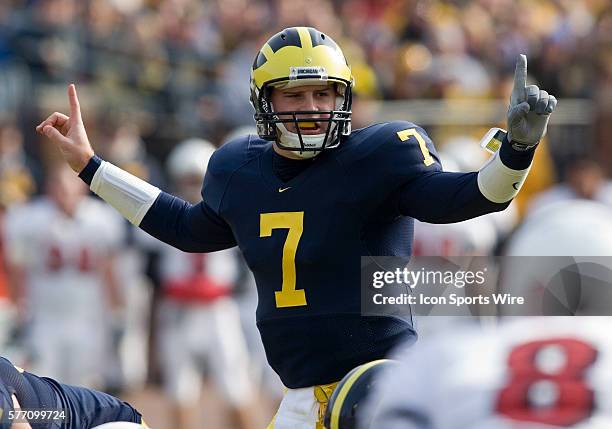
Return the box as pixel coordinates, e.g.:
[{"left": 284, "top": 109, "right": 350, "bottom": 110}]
[{"left": 507, "top": 54, "right": 557, "bottom": 150}]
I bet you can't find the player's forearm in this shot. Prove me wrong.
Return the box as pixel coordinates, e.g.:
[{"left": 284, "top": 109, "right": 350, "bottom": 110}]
[
  {"left": 398, "top": 171, "right": 509, "bottom": 223},
  {"left": 476, "top": 134, "right": 535, "bottom": 204},
  {"left": 397, "top": 138, "right": 534, "bottom": 223},
  {"left": 79, "top": 155, "right": 160, "bottom": 225},
  {"left": 79, "top": 156, "right": 237, "bottom": 252}
]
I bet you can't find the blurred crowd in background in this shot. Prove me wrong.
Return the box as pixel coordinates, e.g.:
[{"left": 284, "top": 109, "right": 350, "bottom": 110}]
[
  {"left": 1, "top": 0, "right": 612, "bottom": 428},
  {"left": 0, "top": 0, "right": 611, "bottom": 156}
]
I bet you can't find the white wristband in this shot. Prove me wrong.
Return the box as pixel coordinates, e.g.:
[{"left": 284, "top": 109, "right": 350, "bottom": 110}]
[
  {"left": 90, "top": 161, "right": 161, "bottom": 225},
  {"left": 477, "top": 151, "right": 531, "bottom": 203}
]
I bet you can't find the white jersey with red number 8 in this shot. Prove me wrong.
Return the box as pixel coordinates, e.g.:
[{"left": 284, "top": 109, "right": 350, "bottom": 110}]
[{"left": 362, "top": 317, "right": 612, "bottom": 429}]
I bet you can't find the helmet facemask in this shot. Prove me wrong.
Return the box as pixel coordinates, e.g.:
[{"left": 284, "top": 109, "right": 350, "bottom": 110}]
[{"left": 252, "top": 79, "right": 352, "bottom": 157}]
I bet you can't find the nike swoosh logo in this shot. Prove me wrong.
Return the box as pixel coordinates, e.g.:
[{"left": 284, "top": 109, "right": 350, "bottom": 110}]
[
  {"left": 512, "top": 182, "right": 520, "bottom": 190},
  {"left": 278, "top": 187, "right": 291, "bottom": 193}
]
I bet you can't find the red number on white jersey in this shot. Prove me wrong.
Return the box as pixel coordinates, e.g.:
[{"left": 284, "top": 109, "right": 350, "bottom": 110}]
[
  {"left": 46, "top": 245, "right": 96, "bottom": 273},
  {"left": 496, "top": 338, "right": 597, "bottom": 426}
]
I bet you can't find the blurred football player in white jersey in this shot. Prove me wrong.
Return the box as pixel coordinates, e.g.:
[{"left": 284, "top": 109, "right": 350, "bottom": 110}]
[
  {"left": 361, "top": 318, "right": 612, "bottom": 429},
  {"left": 3, "top": 163, "right": 125, "bottom": 388},
  {"left": 152, "top": 139, "right": 255, "bottom": 429},
  {"left": 360, "top": 199, "right": 612, "bottom": 429}
]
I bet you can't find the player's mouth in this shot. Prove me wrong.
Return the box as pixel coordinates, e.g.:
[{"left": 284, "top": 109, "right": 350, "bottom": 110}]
[{"left": 297, "top": 121, "right": 324, "bottom": 134}]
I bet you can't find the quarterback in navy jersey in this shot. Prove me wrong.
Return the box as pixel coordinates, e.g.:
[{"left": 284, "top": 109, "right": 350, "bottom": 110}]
[
  {"left": 0, "top": 356, "right": 145, "bottom": 429},
  {"left": 37, "top": 26, "right": 556, "bottom": 428}
]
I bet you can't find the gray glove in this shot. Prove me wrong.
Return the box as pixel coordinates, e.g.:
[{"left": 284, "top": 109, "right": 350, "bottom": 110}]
[{"left": 507, "top": 54, "right": 557, "bottom": 150}]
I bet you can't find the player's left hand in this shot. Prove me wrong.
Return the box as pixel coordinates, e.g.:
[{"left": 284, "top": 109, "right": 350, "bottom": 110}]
[{"left": 507, "top": 54, "right": 557, "bottom": 150}]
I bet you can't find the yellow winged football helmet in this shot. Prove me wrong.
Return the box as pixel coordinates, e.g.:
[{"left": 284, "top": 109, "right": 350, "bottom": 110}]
[{"left": 250, "top": 27, "right": 354, "bottom": 154}]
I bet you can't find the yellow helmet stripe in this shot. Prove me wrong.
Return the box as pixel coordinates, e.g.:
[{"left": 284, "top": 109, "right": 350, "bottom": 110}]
[
  {"left": 329, "top": 359, "right": 390, "bottom": 429},
  {"left": 261, "top": 44, "right": 274, "bottom": 63},
  {"left": 297, "top": 27, "right": 313, "bottom": 50}
]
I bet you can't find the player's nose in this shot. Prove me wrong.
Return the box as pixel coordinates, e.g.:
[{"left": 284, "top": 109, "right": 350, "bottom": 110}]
[
  {"left": 302, "top": 92, "right": 318, "bottom": 111},
  {"left": 298, "top": 93, "right": 324, "bottom": 120}
]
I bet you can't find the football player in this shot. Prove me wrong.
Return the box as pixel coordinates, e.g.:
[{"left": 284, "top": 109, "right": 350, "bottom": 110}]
[
  {"left": 360, "top": 199, "right": 612, "bottom": 429},
  {"left": 0, "top": 356, "right": 147, "bottom": 429},
  {"left": 151, "top": 138, "right": 256, "bottom": 428},
  {"left": 36, "top": 27, "right": 557, "bottom": 428},
  {"left": 4, "top": 164, "right": 125, "bottom": 389},
  {"left": 359, "top": 318, "right": 612, "bottom": 429}
]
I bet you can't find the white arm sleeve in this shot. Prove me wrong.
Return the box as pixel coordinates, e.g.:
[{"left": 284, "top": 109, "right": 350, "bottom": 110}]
[
  {"left": 90, "top": 160, "right": 161, "bottom": 225},
  {"left": 477, "top": 151, "right": 531, "bottom": 204}
]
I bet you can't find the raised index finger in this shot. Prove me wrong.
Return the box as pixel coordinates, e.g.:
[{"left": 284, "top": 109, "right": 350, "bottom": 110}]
[
  {"left": 68, "top": 83, "right": 82, "bottom": 122},
  {"left": 512, "top": 54, "right": 527, "bottom": 103}
]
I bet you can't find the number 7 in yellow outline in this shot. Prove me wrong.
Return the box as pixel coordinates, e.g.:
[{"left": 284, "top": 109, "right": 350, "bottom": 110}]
[{"left": 260, "top": 211, "right": 307, "bottom": 308}]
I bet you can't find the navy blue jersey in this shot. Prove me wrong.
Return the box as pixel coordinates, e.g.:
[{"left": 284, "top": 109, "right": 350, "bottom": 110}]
[
  {"left": 130, "top": 120, "right": 513, "bottom": 387},
  {"left": 0, "top": 356, "right": 143, "bottom": 429},
  {"left": 201, "top": 121, "right": 510, "bottom": 387}
]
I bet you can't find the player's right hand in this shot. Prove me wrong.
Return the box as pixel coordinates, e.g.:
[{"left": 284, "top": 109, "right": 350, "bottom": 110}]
[{"left": 36, "top": 84, "right": 95, "bottom": 174}]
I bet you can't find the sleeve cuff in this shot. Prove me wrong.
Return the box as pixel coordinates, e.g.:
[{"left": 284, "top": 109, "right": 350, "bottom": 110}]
[
  {"left": 78, "top": 155, "right": 102, "bottom": 186},
  {"left": 499, "top": 135, "right": 536, "bottom": 170}
]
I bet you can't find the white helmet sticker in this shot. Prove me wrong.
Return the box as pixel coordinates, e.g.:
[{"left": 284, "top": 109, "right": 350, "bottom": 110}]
[{"left": 289, "top": 66, "right": 328, "bottom": 80}]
